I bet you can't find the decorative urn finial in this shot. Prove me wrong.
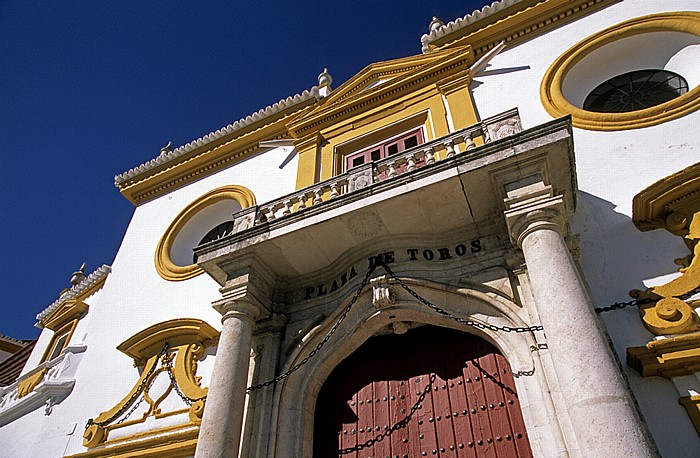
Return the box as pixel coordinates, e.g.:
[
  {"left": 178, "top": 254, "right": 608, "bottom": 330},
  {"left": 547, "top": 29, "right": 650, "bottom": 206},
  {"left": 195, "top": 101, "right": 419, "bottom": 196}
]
[
  {"left": 70, "top": 262, "right": 87, "bottom": 286},
  {"left": 159, "top": 141, "right": 173, "bottom": 157},
  {"left": 429, "top": 16, "right": 444, "bottom": 33}
]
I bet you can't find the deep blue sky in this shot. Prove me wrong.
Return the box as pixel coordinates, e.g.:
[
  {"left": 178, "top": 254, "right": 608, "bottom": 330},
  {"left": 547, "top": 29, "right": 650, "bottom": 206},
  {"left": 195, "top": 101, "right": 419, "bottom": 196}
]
[{"left": 0, "top": 1, "right": 485, "bottom": 339}]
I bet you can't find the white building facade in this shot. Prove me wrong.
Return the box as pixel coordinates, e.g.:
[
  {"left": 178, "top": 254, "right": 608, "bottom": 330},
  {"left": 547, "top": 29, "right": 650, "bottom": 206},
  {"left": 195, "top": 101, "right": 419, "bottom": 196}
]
[{"left": 1, "top": 1, "right": 700, "bottom": 457}]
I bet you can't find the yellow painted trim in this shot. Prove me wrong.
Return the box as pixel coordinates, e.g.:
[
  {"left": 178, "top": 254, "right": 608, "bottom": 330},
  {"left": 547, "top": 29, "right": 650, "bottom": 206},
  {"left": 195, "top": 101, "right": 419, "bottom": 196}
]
[
  {"left": 291, "top": 47, "right": 475, "bottom": 188},
  {"left": 117, "top": 99, "right": 316, "bottom": 205},
  {"left": 288, "top": 47, "right": 473, "bottom": 139},
  {"left": 627, "top": 331, "right": 700, "bottom": 379},
  {"left": 679, "top": 395, "right": 700, "bottom": 436},
  {"left": 84, "top": 319, "right": 218, "bottom": 449},
  {"left": 632, "top": 162, "right": 700, "bottom": 232},
  {"left": 40, "top": 320, "right": 78, "bottom": 364},
  {"left": 69, "top": 424, "right": 198, "bottom": 458},
  {"left": 540, "top": 12, "right": 700, "bottom": 131},
  {"left": 41, "top": 273, "right": 108, "bottom": 329},
  {"left": 116, "top": 318, "right": 219, "bottom": 365},
  {"left": 430, "top": 0, "right": 616, "bottom": 56},
  {"left": 16, "top": 368, "right": 47, "bottom": 398},
  {"left": 154, "top": 185, "right": 256, "bottom": 281},
  {"left": 43, "top": 300, "right": 88, "bottom": 331}
]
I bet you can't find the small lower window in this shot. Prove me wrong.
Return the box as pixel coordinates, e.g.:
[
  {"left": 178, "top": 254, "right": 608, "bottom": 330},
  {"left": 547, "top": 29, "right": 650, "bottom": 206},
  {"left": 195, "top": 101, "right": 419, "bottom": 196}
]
[
  {"left": 41, "top": 322, "right": 76, "bottom": 363},
  {"left": 583, "top": 69, "right": 689, "bottom": 113}
]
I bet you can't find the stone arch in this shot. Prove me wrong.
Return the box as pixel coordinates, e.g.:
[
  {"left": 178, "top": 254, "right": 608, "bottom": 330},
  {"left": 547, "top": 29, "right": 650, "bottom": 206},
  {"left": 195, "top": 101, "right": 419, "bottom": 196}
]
[{"left": 269, "top": 275, "right": 566, "bottom": 457}]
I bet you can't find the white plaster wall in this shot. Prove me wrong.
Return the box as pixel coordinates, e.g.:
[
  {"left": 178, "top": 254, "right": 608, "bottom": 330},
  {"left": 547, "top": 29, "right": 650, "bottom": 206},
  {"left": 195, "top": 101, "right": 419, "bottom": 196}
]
[
  {"left": 0, "top": 145, "right": 299, "bottom": 457},
  {"left": 470, "top": 1, "right": 700, "bottom": 455}
]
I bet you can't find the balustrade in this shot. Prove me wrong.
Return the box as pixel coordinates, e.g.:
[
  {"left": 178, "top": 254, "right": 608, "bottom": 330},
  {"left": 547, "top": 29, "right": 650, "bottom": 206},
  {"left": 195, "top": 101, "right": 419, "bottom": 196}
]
[{"left": 226, "top": 109, "right": 522, "bottom": 235}]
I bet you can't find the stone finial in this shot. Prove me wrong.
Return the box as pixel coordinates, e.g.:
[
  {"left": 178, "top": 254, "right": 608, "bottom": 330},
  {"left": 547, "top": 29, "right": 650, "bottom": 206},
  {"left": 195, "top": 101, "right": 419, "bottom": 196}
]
[
  {"left": 159, "top": 141, "right": 173, "bottom": 157},
  {"left": 429, "top": 16, "right": 444, "bottom": 33},
  {"left": 318, "top": 68, "right": 332, "bottom": 88},
  {"left": 318, "top": 68, "right": 332, "bottom": 97},
  {"left": 70, "top": 262, "right": 87, "bottom": 286}
]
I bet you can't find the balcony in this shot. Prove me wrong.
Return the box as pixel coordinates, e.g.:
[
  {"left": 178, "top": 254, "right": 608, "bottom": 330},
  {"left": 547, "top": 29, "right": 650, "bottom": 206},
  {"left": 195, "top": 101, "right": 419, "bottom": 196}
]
[{"left": 195, "top": 109, "right": 576, "bottom": 287}]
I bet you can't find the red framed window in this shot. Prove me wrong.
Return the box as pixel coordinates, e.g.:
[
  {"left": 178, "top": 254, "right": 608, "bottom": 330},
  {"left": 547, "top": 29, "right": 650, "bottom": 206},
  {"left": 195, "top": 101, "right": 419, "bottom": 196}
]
[{"left": 345, "top": 128, "right": 424, "bottom": 171}]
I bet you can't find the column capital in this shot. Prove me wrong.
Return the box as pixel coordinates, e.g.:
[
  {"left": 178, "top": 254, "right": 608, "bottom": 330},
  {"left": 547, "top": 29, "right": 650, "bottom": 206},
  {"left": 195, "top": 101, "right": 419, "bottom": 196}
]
[
  {"left": 503, "top": 183, "right": 567, "bottom": 248},
  {"left": 212, "top": 263, "right": 272, "bottom": 324}
]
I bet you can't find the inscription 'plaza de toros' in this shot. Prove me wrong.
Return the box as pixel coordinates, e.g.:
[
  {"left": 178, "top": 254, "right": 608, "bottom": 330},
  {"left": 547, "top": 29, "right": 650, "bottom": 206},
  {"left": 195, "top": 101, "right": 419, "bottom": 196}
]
[{"left": 304, "top": 239, "right": 483, "bottom": 299}]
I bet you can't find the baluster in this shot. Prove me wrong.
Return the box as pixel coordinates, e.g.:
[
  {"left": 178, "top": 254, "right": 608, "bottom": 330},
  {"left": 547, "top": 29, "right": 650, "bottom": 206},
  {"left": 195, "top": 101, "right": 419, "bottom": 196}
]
[
  {"left": 424, "top": 148, "right": 435, "bottom": 165},
  {"left": 266, "top": 206, "right": 276, "bottom": 221},
  {"left": 464, "top": 135, "right": 476, "bottom": 150},
  {"left": 281, "top": 200, "right": 292, "bottom": 216},
  {"left": 330, "top": 183, "right": 339, "bottom": 199},
  {"left": 388, "top": 163, "right": 397, "bottom": 178},
  {"left": 313, "top": 189, "right": 323, "bottom": 205},
  {"left": 406, "top": 154, "right": 417, "bottom": 171},
  {"left": 297, "top": 194, "right": 307, "bottom": 209},
  {"left": 444, "top": 141, "right": 455, "bottom": 158},
  {"left": 256, "top": 209, "right": 268, "bottom": 224}
]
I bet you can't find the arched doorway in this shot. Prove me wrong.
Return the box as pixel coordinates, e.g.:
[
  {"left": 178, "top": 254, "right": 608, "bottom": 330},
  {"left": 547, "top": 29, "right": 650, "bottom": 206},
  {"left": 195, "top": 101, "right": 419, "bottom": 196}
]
[{"left": 313, "top": 326, "right": 533, "bottom": 457}]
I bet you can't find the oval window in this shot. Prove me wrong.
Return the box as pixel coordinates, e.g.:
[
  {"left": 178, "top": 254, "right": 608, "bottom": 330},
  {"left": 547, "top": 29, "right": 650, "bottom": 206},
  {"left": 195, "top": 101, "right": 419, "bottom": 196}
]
[{"left": 155, "top": 185, "right": 256, "bottom": 281}]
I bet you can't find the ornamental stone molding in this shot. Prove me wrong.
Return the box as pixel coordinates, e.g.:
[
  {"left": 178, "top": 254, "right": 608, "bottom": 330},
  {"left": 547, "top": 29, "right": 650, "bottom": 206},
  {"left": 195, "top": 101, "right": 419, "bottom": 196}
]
[
  {"left": 82, "top": 319, "right": 218, "bottom": 450},
  {"left": 503, "top": 183, "right": 567, "bottom": 248},
  {"left": 626, "top": 162, "right": 700, "bottom": 436},
  {"left": 0, "top": 343, "right": 86, "bottom": 427},
  {"left": 628, "top": 162, "right": 700, "bottom": 337}
]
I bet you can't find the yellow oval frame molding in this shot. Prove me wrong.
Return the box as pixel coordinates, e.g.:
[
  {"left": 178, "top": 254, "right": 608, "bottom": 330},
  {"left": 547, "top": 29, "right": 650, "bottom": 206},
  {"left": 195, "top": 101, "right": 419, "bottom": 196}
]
[
  {"left": 540, "top": 12, "right": 700, "bottom": 131},
  {"left": 155, "top": 185, "right": 256, "bottom": 281}
]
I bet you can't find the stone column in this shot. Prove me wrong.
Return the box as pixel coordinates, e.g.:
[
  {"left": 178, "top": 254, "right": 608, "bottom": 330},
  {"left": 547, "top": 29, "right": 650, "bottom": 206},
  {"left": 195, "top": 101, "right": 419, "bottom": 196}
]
[
  {"left": 195, "top": 283, "right": 267, "bottom": 458},
  {"left": 505, "top": 183, "right": 657, "bottom": 457}
]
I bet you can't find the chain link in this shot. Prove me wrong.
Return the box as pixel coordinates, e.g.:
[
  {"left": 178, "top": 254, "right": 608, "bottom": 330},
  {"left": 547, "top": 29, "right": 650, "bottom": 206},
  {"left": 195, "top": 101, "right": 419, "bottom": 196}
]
[
  {"left": 380, "top": 263, "right": 541, "bottom": 377},
  {"left": 86, "top": 343, "right": 168, "bottom": 429},
  {"left": 247, "top": 264, "right": 378, "bottom": 392},
  {"left": 249, "top": 261, "right": 547, "bottom": 390},
  {"left": 339, "top": 373, "right": 437, "bottom": 454},
  {"left": 381, "top": 263, "right": 544, "bottom": 334},
  {"left": 594, "top": 286, "right": 700, "bottom": 314},
  {"left": 163, "top": 346, "right": 207, "bottom": 406}
]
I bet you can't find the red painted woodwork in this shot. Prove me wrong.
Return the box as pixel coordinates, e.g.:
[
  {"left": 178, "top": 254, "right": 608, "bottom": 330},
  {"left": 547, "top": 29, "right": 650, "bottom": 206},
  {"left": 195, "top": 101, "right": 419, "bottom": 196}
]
[
  {"left": 314, "top": 326, "right": 533, "bottom": 458},
  {"left": 344, "top": 128, "right": 425, "bottom": 176}
]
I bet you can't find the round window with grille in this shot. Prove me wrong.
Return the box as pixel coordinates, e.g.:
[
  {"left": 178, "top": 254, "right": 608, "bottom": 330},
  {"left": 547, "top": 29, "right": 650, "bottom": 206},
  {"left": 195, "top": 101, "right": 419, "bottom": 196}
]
[{"left": 583, "top": 69, "right": 689, "bottom": 113}]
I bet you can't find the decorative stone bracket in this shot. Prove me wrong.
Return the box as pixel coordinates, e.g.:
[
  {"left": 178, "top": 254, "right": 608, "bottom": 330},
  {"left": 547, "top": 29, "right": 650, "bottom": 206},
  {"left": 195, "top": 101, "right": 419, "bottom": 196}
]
[{"left": 371, "top": 275, "right": 397, "bottom": 309}]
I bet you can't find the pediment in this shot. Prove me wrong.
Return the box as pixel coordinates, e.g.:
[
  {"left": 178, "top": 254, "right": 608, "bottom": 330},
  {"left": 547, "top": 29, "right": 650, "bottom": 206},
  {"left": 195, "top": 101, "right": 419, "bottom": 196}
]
[{"left": 287, "top": 46, "right": 473, "bottom": 137}]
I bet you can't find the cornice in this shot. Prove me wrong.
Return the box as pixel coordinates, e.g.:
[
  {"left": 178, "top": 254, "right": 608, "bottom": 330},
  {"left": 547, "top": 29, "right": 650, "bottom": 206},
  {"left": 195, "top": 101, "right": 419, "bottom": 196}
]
[
  {"left": 422, "top": 0, "right": 617, "bottom": 57},
  {"left": 287, "top": 47, "right": 474, "bottom": 138},
  {"left": 116, "top": 318, "right": 219, "bottom": 366},
  {"left": 321, "top": 51, "right": 453, "bottom": 106},
  {"left": 632, "top": 162, "right": 700, "bottom": 232},
  {"left": 627, "top": 332, "right": 700, "bottom": 379},
  {"left": 35, "top": 265, "right": 111, "bottom": 328},
  {"left": 116, "top": 89, "right": 320, "bottom": 205}
]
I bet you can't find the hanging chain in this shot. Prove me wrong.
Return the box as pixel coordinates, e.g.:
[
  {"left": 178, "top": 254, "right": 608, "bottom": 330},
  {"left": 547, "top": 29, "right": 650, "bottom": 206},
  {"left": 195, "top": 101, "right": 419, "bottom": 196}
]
[
  {"left": 380, "top": 263, "right": 541, "bottom": 377},
  {"left": 594, "top": 286, "right": 700, "bottom": 314},
  {"left": 339, "top": 373, "right": 437, "bottom": 454},
  {"left": 85, "top": 343, "right": 168, "bottom": 429},
  {"left": 163, "top": 346, "right": 207, "bottom": 406},
  {"left": 381, "top": 263, "right": 544, "bottom": 334},
  {"left": 247, "top": 263, "right": 378, "bottom": 392}
]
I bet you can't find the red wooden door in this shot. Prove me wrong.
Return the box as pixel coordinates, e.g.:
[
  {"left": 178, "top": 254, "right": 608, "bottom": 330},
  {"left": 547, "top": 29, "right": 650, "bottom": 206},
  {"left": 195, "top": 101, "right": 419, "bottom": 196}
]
[{"left": 314, "top": 326, "right": 533, "bottom": 458}]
